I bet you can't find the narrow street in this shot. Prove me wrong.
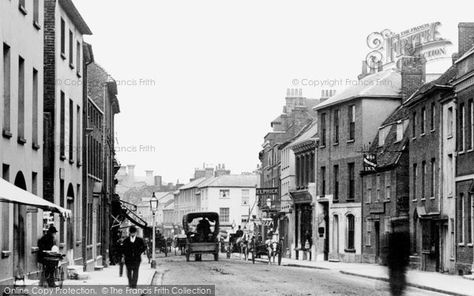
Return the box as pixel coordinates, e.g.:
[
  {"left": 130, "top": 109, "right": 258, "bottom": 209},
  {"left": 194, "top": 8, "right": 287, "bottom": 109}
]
[{"left": 155, "top": 255, "right": 446, "bottom": 296}]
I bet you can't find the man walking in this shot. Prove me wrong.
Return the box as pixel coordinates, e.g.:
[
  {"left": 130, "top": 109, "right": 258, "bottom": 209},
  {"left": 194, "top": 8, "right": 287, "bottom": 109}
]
[{"left": 121, "top": 226, "right": 146, "bottom": 288}]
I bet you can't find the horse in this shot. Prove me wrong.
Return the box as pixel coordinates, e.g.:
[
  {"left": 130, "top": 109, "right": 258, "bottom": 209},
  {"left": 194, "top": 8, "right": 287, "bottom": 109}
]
[
  {"left": 266, "top": 237, "right": 282, "bottom": 265},
  {"left": 236, "top": 233, "right": 250, "bottom": 261}
]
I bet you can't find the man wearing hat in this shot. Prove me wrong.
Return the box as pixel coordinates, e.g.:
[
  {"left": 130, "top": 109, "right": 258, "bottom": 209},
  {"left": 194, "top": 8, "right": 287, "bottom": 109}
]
[
  {"left": 38, "top": 225, "right": 58, "bottom": 287},
  {"left": 121, "top": 225, "right": 146, "bottom": 288}
]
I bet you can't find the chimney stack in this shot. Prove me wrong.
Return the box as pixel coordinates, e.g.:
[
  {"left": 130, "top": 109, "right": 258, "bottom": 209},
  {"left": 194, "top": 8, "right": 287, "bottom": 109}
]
[
  {"left": 154, "top": 175, "right": 162, "bottom": 187},
  {"left": 400, "top": 56, "right": 426, "bottom": 102},
  {"left": 458, "top": 23, "right": 474, "bottom": 57},
  {"left": 145, "top": 170, "right": 154, "bottom": 186},
  {"left": 127, "top": 165, "right": 136, "bottom": 179}
]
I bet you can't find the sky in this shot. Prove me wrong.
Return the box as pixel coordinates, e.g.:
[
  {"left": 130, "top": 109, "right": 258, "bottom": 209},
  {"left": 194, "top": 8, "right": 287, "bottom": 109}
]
[{"left": 73, "top": 0, "right": 473, "bottom": 184}]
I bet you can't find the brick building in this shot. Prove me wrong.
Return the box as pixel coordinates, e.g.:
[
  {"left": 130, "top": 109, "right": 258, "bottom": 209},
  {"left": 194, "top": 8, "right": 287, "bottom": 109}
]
[
  {"left": 258, "top": 88, "right": 320, "bottom": 249},
  {"left": 85, "top": 59, "right": 120, "bottom": 269},
  {"left": 43, "top": 0, "right": 91, "bottom": 266},
  {"left": 0, "top": 0, "right": 45, "bottom": 284},
  {"left": 405, "top": 61, "right": 456, "bottom": 272},
  {"left": 315, "top": 68, "right": 402, "bottom": 263},
  {"left": 453, "top": 23, "right": 474, "bottom": 276},
  {"left": 361, "top": 106, "right": 410, "bottom": 264},
  {"left": 288, "top": 121, "right": 318, "bottom": 260}
]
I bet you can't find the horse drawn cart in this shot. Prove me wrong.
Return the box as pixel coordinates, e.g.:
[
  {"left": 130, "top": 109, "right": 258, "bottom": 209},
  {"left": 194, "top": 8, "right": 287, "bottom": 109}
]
[
  {"left": 174, "top": 234, "right": 187, "bottom": 255},
  {"left": 183, "top": 212, "right": 220, "bottom": 262},
  {"left": 249, "top": 236, "right": 282, "bottom": 265}
]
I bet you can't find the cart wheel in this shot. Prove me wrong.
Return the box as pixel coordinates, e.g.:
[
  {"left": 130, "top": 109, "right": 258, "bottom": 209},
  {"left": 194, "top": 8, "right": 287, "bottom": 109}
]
[{"left": 214, "top": 253, "right": 219, "bottom": 261}]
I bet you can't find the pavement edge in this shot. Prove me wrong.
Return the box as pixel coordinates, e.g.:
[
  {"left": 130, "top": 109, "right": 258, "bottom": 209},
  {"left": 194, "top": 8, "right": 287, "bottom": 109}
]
[{"left": 339, "top": 270, "right": 469, "bottom": 296}]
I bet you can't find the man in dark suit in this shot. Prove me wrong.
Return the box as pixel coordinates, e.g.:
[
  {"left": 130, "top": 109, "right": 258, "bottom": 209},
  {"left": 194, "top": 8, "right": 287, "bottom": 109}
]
[
  {"left": 38, "top": 225, "right": 58, "bottom": 287},
  {"left": 121, "top": 226, "right": 146, "bottom": 288}
]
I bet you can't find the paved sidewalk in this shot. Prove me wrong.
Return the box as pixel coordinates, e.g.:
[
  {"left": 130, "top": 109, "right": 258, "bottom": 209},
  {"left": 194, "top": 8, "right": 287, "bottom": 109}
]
[
  {"left": 63, "top": 256, "right": 157, "bottom": 286},
  {"left": 235, "top": 254, "right": 474, "bottom": 296}
]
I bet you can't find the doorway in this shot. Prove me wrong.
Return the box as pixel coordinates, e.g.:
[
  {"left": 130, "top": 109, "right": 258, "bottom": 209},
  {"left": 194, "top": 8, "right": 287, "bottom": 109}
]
[
  {"left": 374, "top": 221, "right": 380, "bottom": 262},
  {"left": 66, "top": 184, "right": 75, "bottom": 264},
  {"left": 333, "top": 215, "right": 339, "bottom": 254},
  {"left": 323, "top": 204, "right": 329, "bottom": 260},
  {"left": 441, "top": 223, "right": 449, "bottom": 272},
  {"left": 13, "top": 172, "right": 27, "bottom": 278},
  {"left": 279, "top": 216, "right": 289, "bottom": 257}
]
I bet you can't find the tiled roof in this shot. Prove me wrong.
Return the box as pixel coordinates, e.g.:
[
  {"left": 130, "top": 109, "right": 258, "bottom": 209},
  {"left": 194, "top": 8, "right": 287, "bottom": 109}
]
[
  {"left": 178, "top": 177, "right": 208, "bottom": 190},
  {"left": 381, "top": 104, "right": 410, "bottom": 127},
  {"left": 369, "top": 107, "right": 409, "bottom": 169},
  {"left": 314, "top": 69, "right": 401, "bottom": 110},
  {"left": 455, "top": 45, "right": 474, "bottom": 64},
  {"left": 405, "top": 65, "right": 456, "bottom": 106},
  {"left": 288, "top": 120, "right": 318, "bottom": 148},
  {"left": 198, "top": 174, "right": 258, "bottom": 188}
]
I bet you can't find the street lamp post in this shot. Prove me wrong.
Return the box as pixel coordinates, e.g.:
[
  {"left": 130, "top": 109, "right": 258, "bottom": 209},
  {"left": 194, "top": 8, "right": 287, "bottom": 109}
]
[{"left": 149, "top": 192, "right": 159, "bottom": 269}]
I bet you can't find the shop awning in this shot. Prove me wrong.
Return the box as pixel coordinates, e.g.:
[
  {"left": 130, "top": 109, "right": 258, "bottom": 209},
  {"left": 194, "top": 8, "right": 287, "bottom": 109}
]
[{"left": 0, "top": 178, "right": 71, "bottom": 218}]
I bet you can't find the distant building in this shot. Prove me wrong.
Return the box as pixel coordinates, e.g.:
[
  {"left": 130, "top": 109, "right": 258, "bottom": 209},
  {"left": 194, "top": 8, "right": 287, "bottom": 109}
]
[
  {"left": 84, "top": 56, "right": 120, "bottom": 269},
  {"left": 198, "top": 174, "right": 258, "bottom": 232},
  {"left": 259, "top": 89, "right": 324, "bottom": 254}
]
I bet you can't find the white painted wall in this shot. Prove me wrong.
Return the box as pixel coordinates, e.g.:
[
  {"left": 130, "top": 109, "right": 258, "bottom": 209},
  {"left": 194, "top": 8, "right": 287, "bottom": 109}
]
[
  {"left": 0, "top": 0, "right": 44, "bottom": 282},
  {"left": 200, "top": 186, "right": 257, "bottom": 231}
]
